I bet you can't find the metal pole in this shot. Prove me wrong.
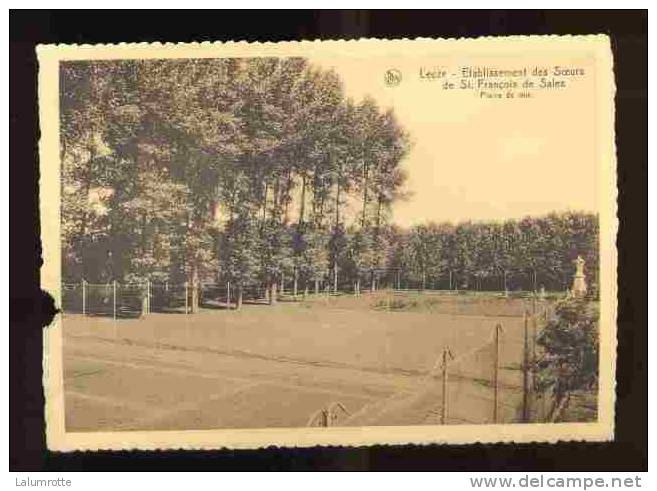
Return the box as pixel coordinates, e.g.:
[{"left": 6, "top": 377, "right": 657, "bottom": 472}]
[
  {"left": 147, "top": 279, "right": 151, "bottom": 315},
  {"left": 493, "top": 323, "right": 501, "bottom": 423},
  {"left": 113, "top": 280, "right": 117, "bottom": 321},
  {"left": 82, "top": 279, "right": 86, "bottom": 316},
  {"left": 522, "top": 312, "right": 530, "bottom": 422},
  {"left": 440, "top": 347, "right": 452, "bottom": 425},
  {"left": 533, "top": 307, "right": 539, "bottom": 392},
  {"left": 226, "top": 281, "right": 231, "bottom": 309},
  {"left": 185, "top": 281, "right": 189, "bottom": 314},
  {"left": 142, "top": 281, "right": 147, "bottom": 317}
]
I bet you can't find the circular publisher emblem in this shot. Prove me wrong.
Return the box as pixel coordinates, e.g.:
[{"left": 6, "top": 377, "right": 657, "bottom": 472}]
[{"left": 384, "top": 68, "right": 402, "bottom": 87}]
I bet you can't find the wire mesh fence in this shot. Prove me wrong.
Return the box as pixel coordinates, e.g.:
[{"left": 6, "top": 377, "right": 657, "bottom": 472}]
[
  {"left": 63, "top": 282, "right": 147, "bottom": 318},
  {"left": 63, "top": 281, "right": 282, "bottom": 317},
  {"left": 342, "top": 302, "right": 556, "bottom": 427},
  {"left": 432, "top": 307, "right": 557, "bottom": 425},
  {"left": 63, "top": 279, "right": 555, "bottom": 318}
]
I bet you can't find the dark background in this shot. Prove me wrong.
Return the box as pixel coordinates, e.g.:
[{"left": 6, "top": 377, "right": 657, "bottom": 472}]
[{"left": 10, "top": 10, "right": 647, "bottom": 471}]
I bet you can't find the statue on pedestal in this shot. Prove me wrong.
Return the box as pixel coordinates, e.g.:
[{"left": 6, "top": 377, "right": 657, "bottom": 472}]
[{"left": 571, "top": 255, "right": 587, "bottom": 297}]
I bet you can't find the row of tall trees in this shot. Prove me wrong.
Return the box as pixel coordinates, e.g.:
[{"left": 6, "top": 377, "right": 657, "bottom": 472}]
[
  {"left": 61, "top": 58, "right": 410, "bottom": 307},
  {"left": 384, "top": 212, "right": 599, "bottom": 294},
  {"left": 61, "top": 59, "right": 599, "bottom": 309}
]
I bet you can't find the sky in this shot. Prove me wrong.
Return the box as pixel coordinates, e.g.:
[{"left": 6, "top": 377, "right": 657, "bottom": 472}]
[{"left": 308, "top": 53, "right": 599, "bottom": 227}]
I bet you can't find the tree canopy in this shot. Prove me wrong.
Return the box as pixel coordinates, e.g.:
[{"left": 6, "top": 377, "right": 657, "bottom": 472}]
[
  {"left": 61, "top": 58, "right": 410, "bottom": 299},
  {"left": 61, "top": 58, "right": 599, "bottom": 303}
]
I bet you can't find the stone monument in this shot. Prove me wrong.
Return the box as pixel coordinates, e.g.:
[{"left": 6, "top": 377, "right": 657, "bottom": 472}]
[{"left": 571, "top": 255, "right": 588, "bottom": 297}]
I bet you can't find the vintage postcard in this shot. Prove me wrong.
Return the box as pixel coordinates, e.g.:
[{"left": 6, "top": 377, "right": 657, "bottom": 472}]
[{"left": 38, "top": 35, "right": 617, "bottom": 451}]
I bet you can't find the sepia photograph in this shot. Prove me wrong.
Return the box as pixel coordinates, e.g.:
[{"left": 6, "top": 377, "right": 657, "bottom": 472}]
[{"left": 36, "top": 36, "right": 617, "bottom": 450}]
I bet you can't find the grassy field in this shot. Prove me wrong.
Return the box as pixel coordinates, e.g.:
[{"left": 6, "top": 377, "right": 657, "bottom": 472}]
[{"left": 62, "top": 292, "right": 546, "bottom": 432}]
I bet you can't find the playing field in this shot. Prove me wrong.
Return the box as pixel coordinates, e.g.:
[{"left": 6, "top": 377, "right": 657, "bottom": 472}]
[{"left": 62, "top": 292, "right": 536, "bottom": 432}]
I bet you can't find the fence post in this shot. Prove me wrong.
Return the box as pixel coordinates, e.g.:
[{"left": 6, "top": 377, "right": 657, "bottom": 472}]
[
  {"left": 141, "top": 281, "right": 147, "bottom": 317},
  {"left": 146, "top": 279, "right": 151, "bottom": 315},
  {"left": 493, "top": 323, "right": 502, "bottom": 423},
  {"left": 522, "top": 312, "right": 530, "bottom": 422},
  {"left": 533, "top": 306, "right": 540, "bottom": 395},
  {"left": 81, "top": 279, "right": 86, "bottom": 316},
  {"left": 440, "top": 346, "right": 453, "bottom": 425},
  {"left": 113, "top": 280, "right": 117, "bottom": 321}
]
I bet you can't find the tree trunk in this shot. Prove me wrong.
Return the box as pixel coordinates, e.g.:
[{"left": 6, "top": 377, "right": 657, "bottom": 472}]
[
  {"left": 334, "top": 167, "right": 341, "bottom": 228},
  {"left": 78, "top": 143, "right": 96, "bottom": 240},
  {"left": 236, "top": 286, "right": 243, "bottom": 310},
  {"left": 376, "top": 197, "right": 383, "bottom": 228},
  {"left": 269, "top": 281, "right": 278, "bottom": 305},
  {"left": 141, "top": 290, "right": 148, "bottom": 317},
  {"left": 311, "top": 165, "right": 319, "bottom": 220},
  {"left": 293, "top": 268, "right": 298, "bottom": 297},
  {"left": 361, "top": 157, "right": 369, "bottom": 227},
  {"left": 298, "top": 173, "right": 307, "bottom": 226},
  {"left": 549, "top": 392, "right": 571, "bottom": 423},
  {"left": 314, "top": 279, "right": 319, "bottom": 295},
  {"left": 318, "top": 194, "right": 325, "bottom": 228},
  {"left": 262, "top": 181, "right": 268, "bottom": 223},
  {"left": 273, "top": 177, "right": 280, "bottom": 211},
  {"left": 333, "top": 263, "right": 338, "bottom": 293},
  {"left": 190, "top": 266, "right": 199, "bottom": 313},
  {"left": 283, "top": 169, "right": 293, "bottom": 224}
]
